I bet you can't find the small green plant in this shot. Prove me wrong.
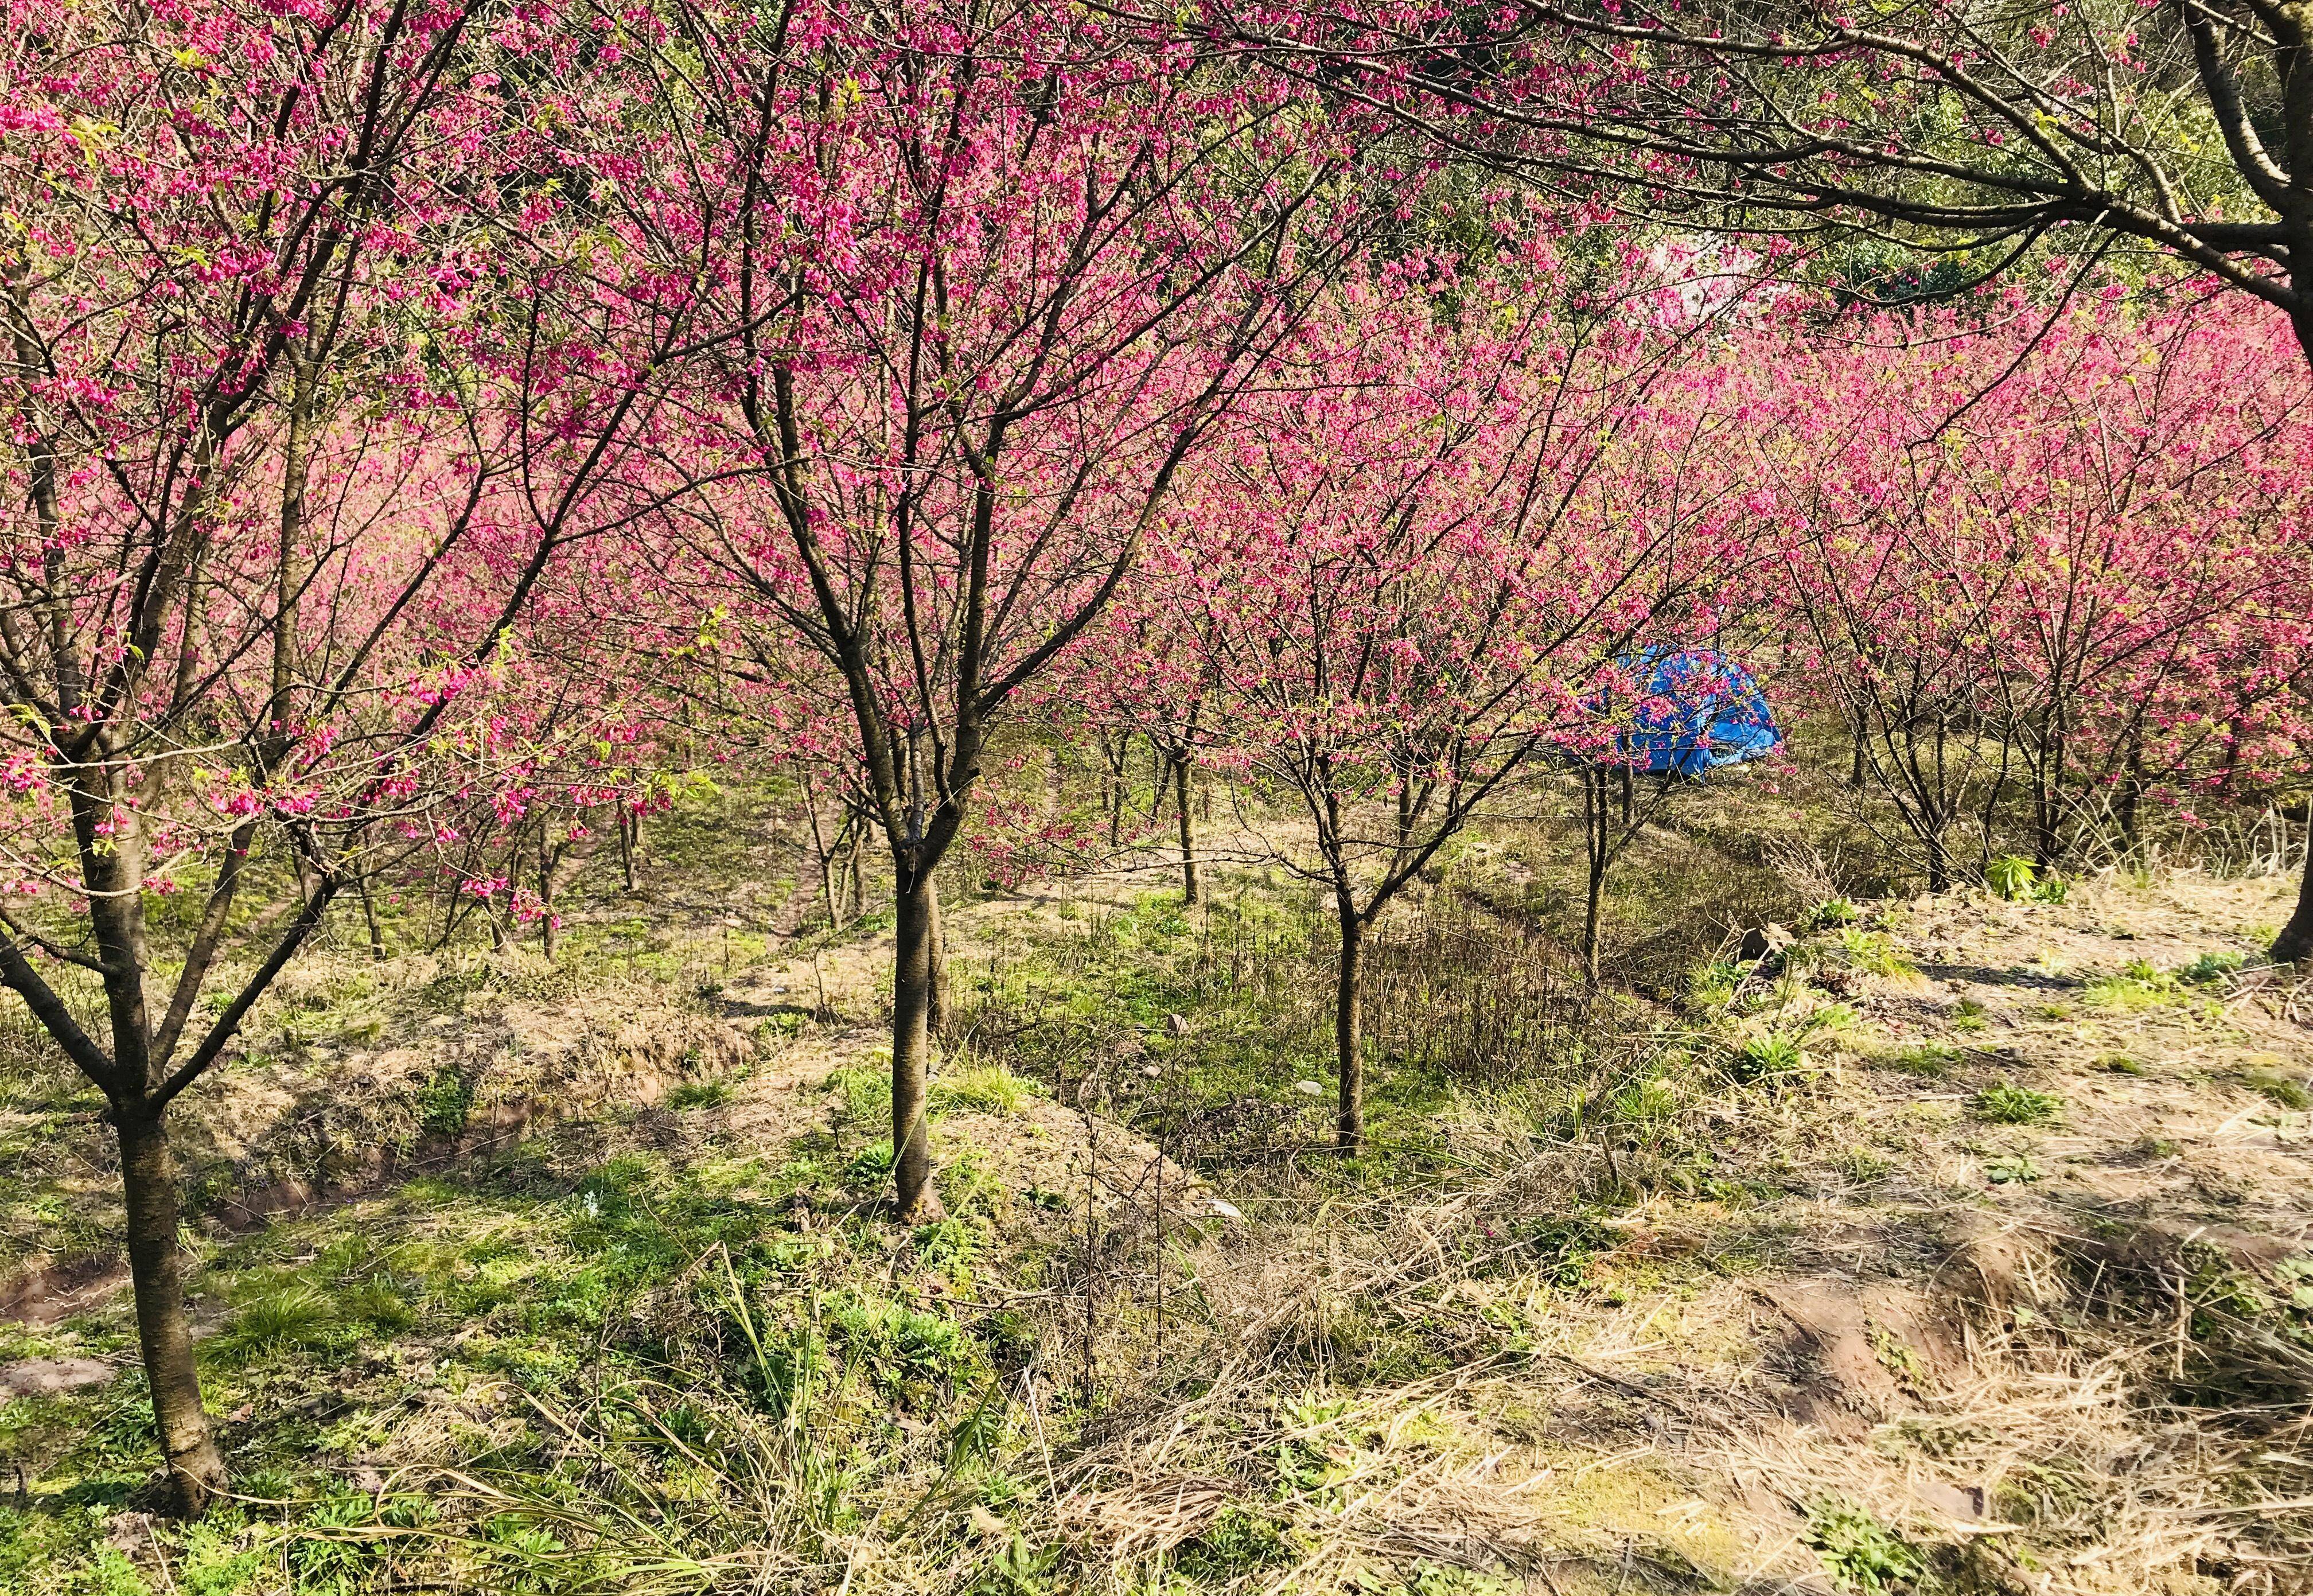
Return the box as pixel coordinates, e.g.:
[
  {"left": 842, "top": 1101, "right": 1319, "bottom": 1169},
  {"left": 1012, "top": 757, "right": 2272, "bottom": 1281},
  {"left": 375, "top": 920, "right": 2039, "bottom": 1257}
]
[
  {"left": 1729, "top": 1030, "right": 1807, "bottom": 1081},
  {"left": 825, "top": 1065, "right": 891, "bottom": 1122},
  {"left": 915, "top": 1216, "right": 984, "bottom": 1271},
  {"left": 844, "top": 1140, "right": 896, "bottom": 1188},
  {"left": 1972, "top": 1084, "right": 2061, "bottom": 1124},
  {"left": 1839, "top": 929, "right": 1917, "bottom": 978},
  {"left": 1984, "top": 1150, "right": 2042, "bottom": 1184},
  {"left": 1986, "top": 855, "right": 2037, "bottom": 900},
  {"left": 2178, "top": 950, "right": 2245, "bottom": 986},
  {"left": 1805, "top": 897, "right": 1860, "bottom": 930},
  {"left": 1689, "top": 959, "right": 1743, "bottom": 1011},
  {"left": 1612, "top": 1075, "right": 1677, "bottom": 1124},
  {"left": 2084, "top": 962, "right": 2183, "bottom": 1010},
  {"left": 1867, "top": 1321, "right": 1925, "bottom": 1384},
  {"left": 2246, "top": 1072, "right": 2312, "bottom": 1110},
  {"left": 412, "top": 1070, "right": 475, "bottom": 1137},
  {"left": 2097, "top": 1053, "right": 2144, "bottom": 1075},
  {"left": 1880, "top": 1042, "right": 1956, "bottom": 1077},
  {"left": 340, "top": 1275, "right": 414, "bottom": 1334},
  {"left": 1950, "top": 996, "right": 1988, "bottom": 1033},
  {"left": 1177, "top": 1506, "right": 1289, "bottom": 1580},
  {"left": 287, "top": 1493, "right": 382, "bottom": 1594},
  {"left": 1839, "top": 1146, "right": 1893, "bottom": 1181},
  {"left": 1804, "top": 1498, "right": 1925, "bottom": 1593},
  {"left": 1391, "top": 1563, "right": 1512, "bottom": 1596},
  {"left": 930, "top": 1064, "right": 1033, "bottom": 1115},
  {"left": 667, "top": 1080, "right": 731, "bottom": 1110},
  {"left": 1986, "top": 856, "right": 2067, "bottom": 904},
  {"left": 218, "top": 1284, "right": 336, "bottom": 1357}
]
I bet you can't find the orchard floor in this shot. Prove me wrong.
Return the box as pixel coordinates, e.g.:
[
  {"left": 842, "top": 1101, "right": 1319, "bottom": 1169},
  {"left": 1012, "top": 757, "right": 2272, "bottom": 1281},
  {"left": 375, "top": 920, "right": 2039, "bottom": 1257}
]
[{"left": 1, "top": 797, "right": 2309, "bottom": 1595}]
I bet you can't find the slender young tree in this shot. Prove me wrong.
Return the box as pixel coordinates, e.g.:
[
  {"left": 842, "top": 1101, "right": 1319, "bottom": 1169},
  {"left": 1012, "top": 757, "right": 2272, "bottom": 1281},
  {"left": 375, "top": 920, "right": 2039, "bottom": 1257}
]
[
  {"left": 0, "top": 0, "right": 715, "bottom": 1508},
  {"left": 1182, "top": 252, "right": 1759, "bottom": 1149},
  {"left": 659, "top": 0, "right": 1365, "bottom": 1217}
]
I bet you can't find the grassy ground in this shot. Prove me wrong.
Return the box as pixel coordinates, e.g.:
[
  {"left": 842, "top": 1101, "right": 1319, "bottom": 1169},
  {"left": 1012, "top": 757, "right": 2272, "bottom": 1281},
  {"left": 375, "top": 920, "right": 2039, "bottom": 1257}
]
[{"left": 2, "top": 767, "right": 2310, "bottom": 1595}]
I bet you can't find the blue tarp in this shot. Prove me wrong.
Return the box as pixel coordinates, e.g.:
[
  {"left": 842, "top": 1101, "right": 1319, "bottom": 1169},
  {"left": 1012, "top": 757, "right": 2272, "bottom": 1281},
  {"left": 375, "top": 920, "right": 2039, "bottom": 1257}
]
[{"left": 1600, "top": 649, "right": 1782, "bottom": 777}]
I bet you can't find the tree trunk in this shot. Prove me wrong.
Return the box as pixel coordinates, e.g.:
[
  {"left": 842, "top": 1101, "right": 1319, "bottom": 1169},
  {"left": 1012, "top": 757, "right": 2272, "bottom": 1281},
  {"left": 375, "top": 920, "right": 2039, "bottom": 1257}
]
[
  {"left": 1583, "top": 769, "right": 1607, "bottom": 987},
  {"left": 1334, "top": 903, "right": 1364, "bottom": 1153},
  {"left": 925, "top": 871, "right": 952, "bottom": 1040},
  {"left": 2273, "top": 818, "right": 2313, "bottom": 964},
  {"left": 1173, "top": 754, "right": 1200, "bottom": 905},
  {"left": 357, "top": 874, "right": 386, "bottom": 962},
  {"left": 1103, "top": 732, "right": 1128, "bottom": 848},
  {"left": 805, "top": 790, "right": 841, "bottom": 929},
  {"left": 891, "top": 874, "right": 945, "bottom": 1220},
  {"left": 537, "top": 831, "right": 558, "bottom": 963},
  {"left": 618, "top": 809, "right": 636, "bottom": 893},
  {"left": 844, "top": 822, "right": 866, "bottom": 919},
  {"left": 117, "top": 1112, "right": 227, "bottom": 1518}
]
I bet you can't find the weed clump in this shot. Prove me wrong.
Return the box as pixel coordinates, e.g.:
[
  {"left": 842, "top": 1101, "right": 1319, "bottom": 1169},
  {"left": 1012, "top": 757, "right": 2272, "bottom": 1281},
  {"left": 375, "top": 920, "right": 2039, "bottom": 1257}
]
[
  {"left": 1803, "top": 1497, "right": 1925, "bottom": 1593},
  {"left": 1972, "top": 1085, "right": 2062, "bottom": 1124},
  {"left": 2245, "top": 1071, "right": 2311, "bottom": 1110},
  {"left": 1727, "top": 1030, "right": 1808, "bottom": 1082},
  {"left": 929, "top": 1063, "right": 1034, "bottom": 1115},
  {"left": 2178, "top": 949, "right": 2245, "bottom": 986}
]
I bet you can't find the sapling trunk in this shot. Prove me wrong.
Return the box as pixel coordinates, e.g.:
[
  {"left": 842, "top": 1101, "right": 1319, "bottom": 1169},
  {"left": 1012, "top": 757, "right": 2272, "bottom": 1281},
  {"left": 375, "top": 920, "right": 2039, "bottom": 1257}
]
[
  {"left": 357, "top": 875, "right": 386, "bottom": 962},
  {"left": 1334, "top": 900, "right": 1364, "bottom": 1153},
  {"left": 537, "top": 830, "right": 558, "bottom": 963},
  {"left": 116, "top": 1111, "right": 227, "bottom": 1517},
  {"left": 926, "top": 871, "right": 952, "bottom": 1039},
  {"left": 1582, "top": 768, "right": 1608, "bottom": 987},
  {"left": 890, "top": 874, "right": 945, "bottom": 1220},
  {"left": 1173, "top": 754, "right": 1200, "bottom": 905}
]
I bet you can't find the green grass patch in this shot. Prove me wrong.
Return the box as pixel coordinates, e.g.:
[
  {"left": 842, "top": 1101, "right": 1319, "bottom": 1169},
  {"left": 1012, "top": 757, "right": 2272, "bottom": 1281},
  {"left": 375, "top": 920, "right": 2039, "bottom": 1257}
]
[
  {"left": 930, "top": 1064, "right": 1035, "bottom": 1116},
  {"left": 2245, "top": 1071, "right": 2312, "bottom": 1111},
  {"left": 1972, "top": 1084, "right": 2062, "bottom": 1125}
]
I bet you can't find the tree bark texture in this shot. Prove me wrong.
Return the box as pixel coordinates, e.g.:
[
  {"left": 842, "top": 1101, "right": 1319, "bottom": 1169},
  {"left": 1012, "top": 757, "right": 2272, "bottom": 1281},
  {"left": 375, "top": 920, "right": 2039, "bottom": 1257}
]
[
  {"left": 1335, "top": 902, "right": 1364, "bottom": 1153},
  {"left": 891, "top": 875, "right": 945, "bottom": 1220},
  {"left": 116, "top": 1113, "right": 227, "bottom": 1517}
]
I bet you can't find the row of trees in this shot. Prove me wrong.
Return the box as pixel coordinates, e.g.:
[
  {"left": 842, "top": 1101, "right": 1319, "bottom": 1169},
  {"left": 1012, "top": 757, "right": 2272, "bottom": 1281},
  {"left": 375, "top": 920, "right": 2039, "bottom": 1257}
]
[{"left": 5, "top": 0, "right": 2310, "bottom": 1516}]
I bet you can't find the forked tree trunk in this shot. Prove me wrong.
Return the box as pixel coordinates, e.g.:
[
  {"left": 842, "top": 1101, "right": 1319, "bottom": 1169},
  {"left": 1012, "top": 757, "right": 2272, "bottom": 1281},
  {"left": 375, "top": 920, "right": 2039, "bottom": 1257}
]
[
  {"left": 891, "top": 874, "right": 945, "bottom": 1220},
  {"left": 1173, "top": 754, "right": 1200, "bottom": 905},
  {"left": 116, "top": 1112, "right": 227, "bottom": 1516},
  {"left": 1334, "top": 901, "right": 1364, "bottom": 1153}
]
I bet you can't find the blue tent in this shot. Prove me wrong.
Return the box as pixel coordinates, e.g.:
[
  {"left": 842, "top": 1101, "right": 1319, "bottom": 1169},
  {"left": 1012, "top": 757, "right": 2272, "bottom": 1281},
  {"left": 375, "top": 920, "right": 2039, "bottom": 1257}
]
[{"left": 1600, "top": 648, "right": 1781, "bottom": 777}]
